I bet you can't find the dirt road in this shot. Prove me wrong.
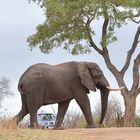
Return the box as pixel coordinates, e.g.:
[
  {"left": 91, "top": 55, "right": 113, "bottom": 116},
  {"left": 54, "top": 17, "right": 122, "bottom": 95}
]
[{"left": 60, "top": 127, "right": 140, "bottom": 140}]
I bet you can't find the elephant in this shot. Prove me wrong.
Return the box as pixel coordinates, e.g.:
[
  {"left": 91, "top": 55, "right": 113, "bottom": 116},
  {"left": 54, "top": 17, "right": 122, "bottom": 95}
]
[{"left": 14, "top": 61, "right": 123, "bottom": 129}]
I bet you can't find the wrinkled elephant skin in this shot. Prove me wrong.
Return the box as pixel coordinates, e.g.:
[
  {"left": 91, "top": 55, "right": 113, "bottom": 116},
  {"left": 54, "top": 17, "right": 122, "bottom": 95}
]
[{"left": 14, "top": 61, "right": 110, "bottom": 129}]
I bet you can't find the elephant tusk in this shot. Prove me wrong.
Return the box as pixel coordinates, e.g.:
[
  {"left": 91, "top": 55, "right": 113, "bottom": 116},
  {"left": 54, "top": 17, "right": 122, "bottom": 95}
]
[{"left": 106, "top": 86, "right": 125, "bottom": 91}]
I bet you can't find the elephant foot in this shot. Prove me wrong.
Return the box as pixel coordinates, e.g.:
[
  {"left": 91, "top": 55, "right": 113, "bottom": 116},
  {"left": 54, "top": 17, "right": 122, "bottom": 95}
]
[
  {"left": 97, "top": 124, "right": 103, "bottom": 128},
  {"left": 86, "top": 125, "right": 96, "bottom": 128}
]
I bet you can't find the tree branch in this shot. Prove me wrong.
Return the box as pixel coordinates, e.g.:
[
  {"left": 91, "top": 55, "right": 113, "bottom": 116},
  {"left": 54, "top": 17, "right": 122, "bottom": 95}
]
[
  {"left": 103, "top": 51, "right": 119, "bottom": 75},
  {"left": 101, "top": 1, "right": 108, "bottom": 51},
  {"left": 135, "top": 87, "right": 140, "bottom": 97},
  {"left": 102, "top": 51, "right": 128, "bottom": 96},
  {"left": 85, "top": 18, "right": 103, "bottom": 55},
  {"left": 121, "top": 25, "right": 140, "bottom": 75},
  {"left": 96, "top": 9, "right": 127, "bottom": 93},
  {"left": 101, "top": 17, "right": 109, "bottom": 49},
  {"left": 132, "top": 19, "right": 140, "bottom": 24},
  {"left": 131, "top": 53, "right": 140, "bottom": 94},
  {"left": 131, "top": 10, "right": 140, "bottom": 24},
  {"left": 101, "top": 15, "right": 120, "bottom": 78},
  {"left": 89, "top": 37, "right": 103, "bottom": 55},
  {"left": 88, "top": 17, "right": 110, "bottom": 59}
]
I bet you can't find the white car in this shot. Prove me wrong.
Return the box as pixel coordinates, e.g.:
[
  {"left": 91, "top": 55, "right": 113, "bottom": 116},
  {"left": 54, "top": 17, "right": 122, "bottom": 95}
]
[
  {"left": 20, "top": 112, "right": 56, "bottom": 128},
  {"left": 37, "top": 112, "right": 56, "bottom": 128}
]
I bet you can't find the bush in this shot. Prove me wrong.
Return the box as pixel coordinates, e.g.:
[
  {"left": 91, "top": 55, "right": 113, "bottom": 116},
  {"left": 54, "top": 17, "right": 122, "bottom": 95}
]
[
  {"left": 136, "top": 116, "right": 140, "bottom": 127},
  {"left": 62, "top": 110, "right": 86, "bottom": 128}
]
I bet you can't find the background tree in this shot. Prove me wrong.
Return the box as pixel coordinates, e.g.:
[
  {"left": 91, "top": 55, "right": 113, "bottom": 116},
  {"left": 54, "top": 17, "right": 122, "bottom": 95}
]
[
  {"left": 94, "top": 97, "right": 124, "bottom": 127},
  {"left": 54, "top": 97, "right": 123, "bottom": 128},
  {"left": 28, "top": 0, "right": 140, "bottom": 126},
  {"left": 62, "top": 109, "right": 86, "bottom": 128},
  {"left": 0, "top": 77, "right": 13, "bottom": 107}
]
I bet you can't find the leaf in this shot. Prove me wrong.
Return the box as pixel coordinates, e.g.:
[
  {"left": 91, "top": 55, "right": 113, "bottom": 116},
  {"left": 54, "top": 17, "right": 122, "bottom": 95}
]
[{"left": 27, "top": 0, "right": 140, "bottom": 54}]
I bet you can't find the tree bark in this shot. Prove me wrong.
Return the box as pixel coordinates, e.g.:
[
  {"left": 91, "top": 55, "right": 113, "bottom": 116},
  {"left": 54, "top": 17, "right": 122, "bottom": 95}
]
[
  {"left": 88, "top": 16, "right": 140, "bottom": 127},
  {"left": 124, "top": 94, "right": 136, "bottom": 127}
]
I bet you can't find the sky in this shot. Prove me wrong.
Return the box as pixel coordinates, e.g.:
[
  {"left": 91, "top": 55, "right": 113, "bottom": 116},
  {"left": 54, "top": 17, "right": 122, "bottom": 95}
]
[{"left": 0, "top": 0, "right": 139, "bottom": 117}]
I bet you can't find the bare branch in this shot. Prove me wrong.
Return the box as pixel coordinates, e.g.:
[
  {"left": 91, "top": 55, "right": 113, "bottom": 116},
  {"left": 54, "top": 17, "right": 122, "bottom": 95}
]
[
  {"left": 121, "top": 25, "right": 140, "bottom": 75},
  {"left": 95, "top": 11, "right": 127, "bottom": 93},
  {"left": 131, "top": 53, "right": 140, "bottom": 94},
  {"left": 101, "top": 14, "right": 126, "bottom": 89},
  {"left": 100, "top": 9, "right": 113, "bottom": 67},
  {"left": 0, "top": 77, "right": 13, "bottom": 104},
  {"left": 101, "top": 1, "right": 109, "bottom": 52},
  {"left": 103, "top": 52, "right": 119, "bottom": 77},
  {"left": 101, "top": 18, "right": 109, "bottom": 48},
  {"left": 132, "top": 19, "right": 140, "bottom": 24},
  {"left": 135, "top": 87, "right": 140, "bottom": 97},
  {"left": 89, "top": 37, "right": 103, "bottom": 55},
  {"left": 133, "top": 53, "right": 140, "bottom": 88},
  {"left": 131, "top": 10, "right": 140, "bottom": 24},
  {"left": 85, "top": 19, "right": 103, "bottom": 55},
  {"left": 102, "top": 51, "right": 128, "bottom": 95},
  {"left": 88, "top": 0, "right": 110, "bottom": 55}
]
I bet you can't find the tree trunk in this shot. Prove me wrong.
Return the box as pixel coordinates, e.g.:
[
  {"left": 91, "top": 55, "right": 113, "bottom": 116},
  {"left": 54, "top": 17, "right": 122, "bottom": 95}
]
[{"left": 124, "top": 94, "right": 136, "bottom": 127}]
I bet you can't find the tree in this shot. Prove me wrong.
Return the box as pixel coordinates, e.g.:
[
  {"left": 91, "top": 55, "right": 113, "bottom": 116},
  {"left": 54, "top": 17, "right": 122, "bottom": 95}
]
[
  {"left": 28, "top": 0, "right": 140, "bottom": 126},
  {"left": 0, "top": 77, "right": 13, "bottom": 107}
]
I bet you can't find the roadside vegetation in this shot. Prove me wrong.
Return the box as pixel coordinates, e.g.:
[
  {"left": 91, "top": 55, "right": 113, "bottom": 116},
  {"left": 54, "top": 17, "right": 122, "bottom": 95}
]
[
  {"left": 0, "top": 77, "right": 13, "bottom": 107},
  {"left": 1, "top": 96, "right": 140, "bottom": 139},
  {"left": 0, "top": 118, "right": 82, "bottom": 140},
  {"left": 62, "top": 97, "right": 140, "bottom": 128}
]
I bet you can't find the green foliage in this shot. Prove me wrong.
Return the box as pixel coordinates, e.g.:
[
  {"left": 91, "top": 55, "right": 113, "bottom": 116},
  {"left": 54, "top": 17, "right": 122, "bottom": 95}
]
[
  {"left": 28, "top": 0, "right": 140, "bottom": 54},
  {"left": 136, "top": 116, "right": 140, "bottom": 127}
]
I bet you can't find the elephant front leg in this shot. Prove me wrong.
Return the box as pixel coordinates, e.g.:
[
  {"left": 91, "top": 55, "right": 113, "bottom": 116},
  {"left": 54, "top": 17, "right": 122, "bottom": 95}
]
[
  {"left": 53, "top": 100, "right": 70, "bottom": 130},
  {"left": 75, "top": 94, "right": 94, "bottom": 128}
]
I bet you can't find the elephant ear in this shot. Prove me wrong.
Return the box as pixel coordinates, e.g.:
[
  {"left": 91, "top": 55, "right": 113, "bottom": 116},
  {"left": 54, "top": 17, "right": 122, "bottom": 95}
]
[{"left": 78, "top": 62, "right": 96, "bottom": 91}]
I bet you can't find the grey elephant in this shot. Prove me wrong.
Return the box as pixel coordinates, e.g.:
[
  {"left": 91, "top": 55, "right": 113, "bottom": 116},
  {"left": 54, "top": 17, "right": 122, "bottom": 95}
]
[{"left": 14, "top": 61, "right": 123, "bottom": 129}]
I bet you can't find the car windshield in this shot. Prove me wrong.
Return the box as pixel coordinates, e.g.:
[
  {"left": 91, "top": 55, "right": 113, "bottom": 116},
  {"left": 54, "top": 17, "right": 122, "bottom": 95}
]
[{"left": 38, "top": 114, "right": 55, "bottom": 121}]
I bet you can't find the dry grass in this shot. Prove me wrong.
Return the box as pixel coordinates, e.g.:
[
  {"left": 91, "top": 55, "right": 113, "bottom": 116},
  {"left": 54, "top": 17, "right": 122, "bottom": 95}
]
[
  {"left": 0, "top": 117, "right": 17, "bottom": 129},
  {"left": 0, "top": 129, "right": 83, "bottom": 140},
  {"left": 1, "top": 118, "right": 140, "bottom": 140},
  {"left": 0, "top": 118, "right": 83, "bottom": 140}
]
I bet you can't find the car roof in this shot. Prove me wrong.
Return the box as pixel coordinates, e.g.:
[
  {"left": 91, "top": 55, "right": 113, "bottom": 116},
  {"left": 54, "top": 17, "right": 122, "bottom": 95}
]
[{"left": 37, "top": 113, "right": 53, "bottom": 115}]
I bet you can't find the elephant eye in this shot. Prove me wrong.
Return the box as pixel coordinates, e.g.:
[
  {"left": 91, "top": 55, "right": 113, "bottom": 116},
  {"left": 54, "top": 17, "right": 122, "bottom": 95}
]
[{"left": 91, "top": 69, "right": 102, "bottom": 77}]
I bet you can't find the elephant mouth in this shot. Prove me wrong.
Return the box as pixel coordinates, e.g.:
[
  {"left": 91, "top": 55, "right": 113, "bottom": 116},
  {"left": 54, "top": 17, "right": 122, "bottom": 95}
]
[{"left": 96, "top": 83, "right": 106, "bottom": 90}]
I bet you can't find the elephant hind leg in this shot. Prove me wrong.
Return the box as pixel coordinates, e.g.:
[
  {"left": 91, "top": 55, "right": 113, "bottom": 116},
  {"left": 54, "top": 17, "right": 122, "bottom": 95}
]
[
  {"left": 29, "top": 110, "right": 39, "bottom": 128},
  {"left": 26, "top": 93, "right": 43, "bottom": 128},
  {"left": 13, "top": 109, "right": 28, "bottom": 124},
  {"left": 54, "top": 100, "right": 70, "bottom": 130},
  {"left": 13, "top": 95, "right": 28, "bottom": 124}
]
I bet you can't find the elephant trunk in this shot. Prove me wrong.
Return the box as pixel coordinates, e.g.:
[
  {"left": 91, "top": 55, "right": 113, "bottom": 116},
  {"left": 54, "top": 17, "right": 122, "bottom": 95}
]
[{"left": 99, "top": 87, "right": 109, "bottom": 124}]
